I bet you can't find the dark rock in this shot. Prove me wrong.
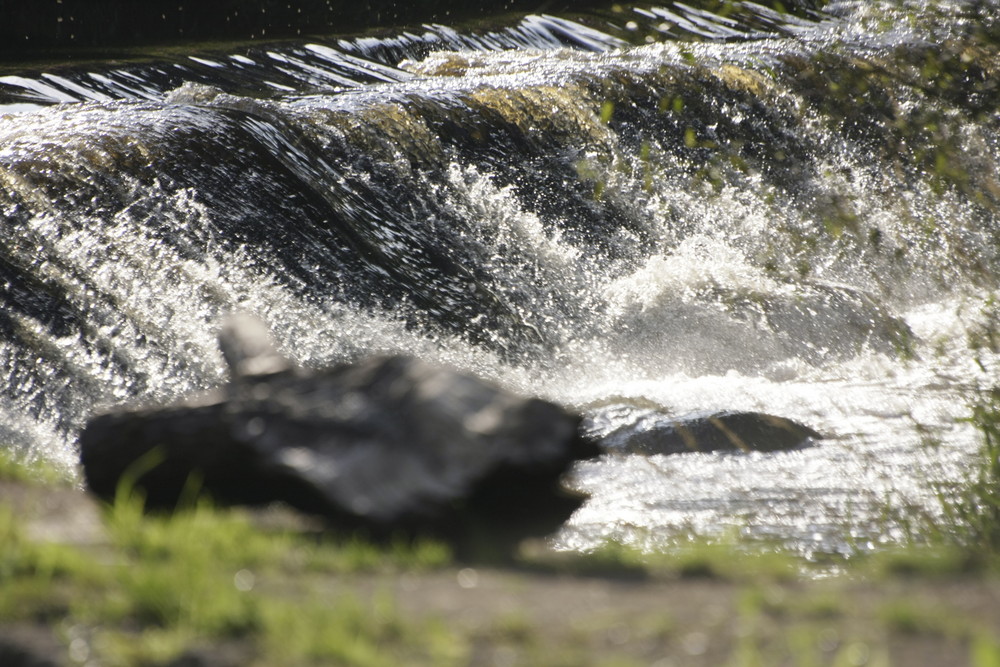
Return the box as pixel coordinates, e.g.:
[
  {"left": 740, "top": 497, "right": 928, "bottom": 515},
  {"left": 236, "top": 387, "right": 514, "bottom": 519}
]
[
  {"left": 80, "top": 317, "right": 598, "bottom": 544},
  {"left": 586, "top": 405, "right": 821, "bottom": 455}
]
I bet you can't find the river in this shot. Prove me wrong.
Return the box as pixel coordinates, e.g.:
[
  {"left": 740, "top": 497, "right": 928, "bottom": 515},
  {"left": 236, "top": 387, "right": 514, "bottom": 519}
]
[{"left": 1, "top": 0, "right": 998, "bottom": 558}]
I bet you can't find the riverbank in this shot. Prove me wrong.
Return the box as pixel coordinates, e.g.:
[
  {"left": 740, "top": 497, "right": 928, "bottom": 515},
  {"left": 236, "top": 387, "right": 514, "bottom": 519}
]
[{"left": 3, "top": 453, "right": 1000, "bottom": 666}]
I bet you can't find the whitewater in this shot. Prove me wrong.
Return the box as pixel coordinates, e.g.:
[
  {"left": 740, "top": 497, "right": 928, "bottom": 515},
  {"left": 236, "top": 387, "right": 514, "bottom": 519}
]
[{"left": 1, "top": 0, "right": 998, "bottom": 557}]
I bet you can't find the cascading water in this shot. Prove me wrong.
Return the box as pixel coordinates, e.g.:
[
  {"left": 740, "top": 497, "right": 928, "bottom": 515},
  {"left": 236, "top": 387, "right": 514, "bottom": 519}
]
[{"left": 1, "top": 0, "right": 998, "bottom": 558}]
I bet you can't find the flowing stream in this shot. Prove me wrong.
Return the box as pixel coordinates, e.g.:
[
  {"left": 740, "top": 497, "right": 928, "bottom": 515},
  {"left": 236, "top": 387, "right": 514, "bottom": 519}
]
[{"left": 2, "top": 1, "right": 998, "bottom": 558}]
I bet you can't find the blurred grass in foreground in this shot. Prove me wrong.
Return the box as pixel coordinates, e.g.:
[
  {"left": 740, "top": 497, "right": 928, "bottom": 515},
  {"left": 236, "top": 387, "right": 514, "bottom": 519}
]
[{"left": 3, "top": 388, "right": 1000, "bottom": 663}]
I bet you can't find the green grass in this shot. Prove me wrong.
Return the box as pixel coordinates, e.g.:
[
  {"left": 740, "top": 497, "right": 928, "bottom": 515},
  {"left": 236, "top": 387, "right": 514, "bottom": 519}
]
[
  {"left": 878, "top": 598, "right": 970, "bottom": 638},
  {"left": 935, "top": 389, "right": 1000, "bottom": 555},
  {"left": 0, "top": 447, "right": 68, "bottom": 486},
  {"left": 541, "top": 532, "right": 801, "bottom": 582},
  {"left": 972, "top": 634, "right": 1000, "bottom": 667},
  {"left": 0, "top": 505, "right": 109, "bottom": 622},
  {"left": 0, "top": 452, "right": 459, "bottom": 665},
  {"left": 865, "top": 387, "right": 1000, "bottom": 576},
  {"left": 96, "top": 487, "right": 458, "bottom": 665}
]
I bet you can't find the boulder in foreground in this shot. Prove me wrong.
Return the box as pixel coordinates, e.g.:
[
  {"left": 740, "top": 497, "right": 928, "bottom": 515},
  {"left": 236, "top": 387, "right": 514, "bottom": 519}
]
[{"left": 80, "top": 318, "right": 599, "bottom": 544}]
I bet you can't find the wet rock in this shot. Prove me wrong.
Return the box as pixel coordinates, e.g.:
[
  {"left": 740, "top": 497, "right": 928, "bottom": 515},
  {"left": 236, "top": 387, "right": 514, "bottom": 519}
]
[
  {"left": 79, "top": 317, "right": 598, "bottom": 544},
  {"left": 586, "top": 404, "right": 821, "bottom": 455}
]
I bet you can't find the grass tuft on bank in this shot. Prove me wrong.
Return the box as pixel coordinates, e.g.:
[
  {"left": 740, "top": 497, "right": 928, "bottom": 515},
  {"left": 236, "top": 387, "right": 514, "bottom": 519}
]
[
  {"left": 935, "top": 388, "right": 1000, "bottom": 555},
  {"left": 0, "top": 447, "right": 68, "bottom": 486}
]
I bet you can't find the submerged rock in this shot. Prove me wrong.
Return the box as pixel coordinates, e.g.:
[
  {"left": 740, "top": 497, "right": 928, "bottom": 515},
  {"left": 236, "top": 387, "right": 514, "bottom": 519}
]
[
  {"left": 586, "top": 405, "right": 821, "bottom": 455},
  {"left": 80, "top": 317, "right": 598, "bottom": 544}
]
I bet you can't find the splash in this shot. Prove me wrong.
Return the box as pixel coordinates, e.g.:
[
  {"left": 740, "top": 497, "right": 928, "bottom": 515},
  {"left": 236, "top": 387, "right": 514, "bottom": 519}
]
[{"left": 1, "top": 1, "right": 998, "bottom": 555}]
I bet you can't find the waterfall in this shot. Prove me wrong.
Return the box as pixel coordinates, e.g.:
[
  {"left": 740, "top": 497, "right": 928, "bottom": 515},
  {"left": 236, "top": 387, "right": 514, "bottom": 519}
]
[{"left": 2, "top": 0, "right": 998, "bottom": 555}]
